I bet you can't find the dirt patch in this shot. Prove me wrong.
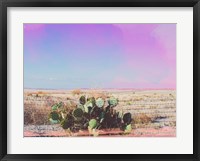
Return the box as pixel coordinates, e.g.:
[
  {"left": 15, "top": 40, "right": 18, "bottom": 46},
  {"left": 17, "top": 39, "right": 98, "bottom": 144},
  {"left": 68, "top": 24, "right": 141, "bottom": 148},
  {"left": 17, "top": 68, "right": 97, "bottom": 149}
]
[{"left": 24, "top": 125, "right": 175, "bottom": 137}]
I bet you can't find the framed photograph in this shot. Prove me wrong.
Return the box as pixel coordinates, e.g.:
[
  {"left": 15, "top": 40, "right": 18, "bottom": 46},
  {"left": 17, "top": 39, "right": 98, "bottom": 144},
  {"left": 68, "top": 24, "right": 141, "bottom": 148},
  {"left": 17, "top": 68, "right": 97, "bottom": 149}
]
[{"left": 1, "top": 0, "right": 199, "bottom": 160}]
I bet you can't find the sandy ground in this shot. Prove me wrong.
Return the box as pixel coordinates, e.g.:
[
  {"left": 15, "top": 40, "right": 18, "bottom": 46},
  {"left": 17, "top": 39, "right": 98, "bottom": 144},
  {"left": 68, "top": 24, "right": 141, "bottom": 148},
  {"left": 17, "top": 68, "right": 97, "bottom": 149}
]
[
  {"left": 24, "top": 125, "right": 175, "bottom": 137},
  {"left": 24, "top": 89, "right": 176, "bottom": 137}
]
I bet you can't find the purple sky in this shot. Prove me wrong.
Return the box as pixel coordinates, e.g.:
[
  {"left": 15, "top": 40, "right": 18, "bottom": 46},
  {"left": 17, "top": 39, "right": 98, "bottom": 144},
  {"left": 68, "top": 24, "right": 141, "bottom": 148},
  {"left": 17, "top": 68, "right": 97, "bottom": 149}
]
[{"left": 24, "top": 24, "right": 176, "bottom": 89}]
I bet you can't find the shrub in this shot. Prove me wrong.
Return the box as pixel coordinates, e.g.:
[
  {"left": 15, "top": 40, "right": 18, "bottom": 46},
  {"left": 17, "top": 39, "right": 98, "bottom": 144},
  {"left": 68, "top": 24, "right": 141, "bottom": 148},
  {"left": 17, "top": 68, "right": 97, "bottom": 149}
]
[
  {"left": 71, "top": 89, "right": 82, "bottom": 95},
  {"left": 24, "top": 105, "right": 51, "bottom": 125},
  {"left": 133, "top": 113, "right": 151, "bottom": 124}
]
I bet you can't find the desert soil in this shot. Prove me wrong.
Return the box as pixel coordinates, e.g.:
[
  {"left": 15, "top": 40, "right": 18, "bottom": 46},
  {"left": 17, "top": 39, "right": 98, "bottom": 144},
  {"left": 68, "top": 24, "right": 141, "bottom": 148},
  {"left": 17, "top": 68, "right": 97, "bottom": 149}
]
[{"left": 24, "top": 89, "right": 176, "bottom": 137}]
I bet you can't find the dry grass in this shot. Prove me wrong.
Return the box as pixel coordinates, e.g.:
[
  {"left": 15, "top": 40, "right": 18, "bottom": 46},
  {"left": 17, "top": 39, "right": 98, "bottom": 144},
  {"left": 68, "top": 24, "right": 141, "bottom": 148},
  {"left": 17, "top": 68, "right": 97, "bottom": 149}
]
[
  {"left": 133, "top": 97, "right": 144, "bottom": 101},
  {"left": 24, "top": 106, "right": 35, "bottom": 125},
  {"left": 24, "top": 105, "right": 51, "bottom": 125},
  {"left": 37, "top": 91, "right": 46, "bottom": 94},
  {"left": 25, "top": 91, "right": 49, "bottom": 97},
  {"left": 71, "top": 89, "right": 82, "bottom": 95},
  {"left": 24, "top": 89, "right": 176, "bottom": 131},
  {"left": 88, "top": 90, "right": 108, "bottom": 99},
  {"left": 133, "top": 113, "right": 152, "bottom": 124},
  {"left": 24, "top": 97, "right": 77, "bottom": 125},
  {"left": 63, "top": 101, "right": 77, "bottom": 112}
]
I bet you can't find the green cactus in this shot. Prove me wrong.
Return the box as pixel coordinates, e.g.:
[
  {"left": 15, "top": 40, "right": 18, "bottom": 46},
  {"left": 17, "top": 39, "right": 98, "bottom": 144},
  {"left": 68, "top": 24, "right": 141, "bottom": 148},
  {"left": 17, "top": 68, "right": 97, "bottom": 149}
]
[
  {"left": 50, "top": 111, "right": 60, "bottom": 120},
  {"left": 123, "top": 112, "right": 132, "bottom": 124},
  {"left": 49, "top": 95, "right": 133, "bottom": 135},
  {"left": 51, "top": 102, "right": 63, "bottom": 110},
  {"left": 58, "top": 102, "right": 63, "bottom": 107},
  {"left": 99, "top": 111, "right": 105, "bottom": 123},
  {"left": 77, "top": 104, "right": 85, "bottom": 112},
  {"left": 51, "top": 104, "right": 58, "bottom": 111},
  {"left": 49, "top": 118, "right": 60, "bottom": 124},
  {"left": 49, "top": 111, "right": 61, "bottom": 124},
  {"left": 118, "top": 111, "right": 123, "bottom": 118},
  {"left": 124, "top": 124, "right": 132, "bottom": 134},
  {"left": 89, "top": 119, "right": 97, "bottom": 129},
  {"left": 108, "top": 97, "right": 118, "bottom": 107},
  {"left": 84, "top": 101, "right": 93, "bottom": 113},
  {"left": 87, "top": 97, "right": 95, "bottom": 106},
  {"left": 79, "top": 96, "right": 86, "bottom": 105},
  {"left": 95, "top": 97, "right": 104, "bottom": 108},
  {"left": 100, "top": 111, "right": 105, "bottom": 119},
  {"left": 60, "top": 117, "right": 73, "bottom": 129},
  {"left": 72, "top": 108, "right": 84, "bottom": 118}
]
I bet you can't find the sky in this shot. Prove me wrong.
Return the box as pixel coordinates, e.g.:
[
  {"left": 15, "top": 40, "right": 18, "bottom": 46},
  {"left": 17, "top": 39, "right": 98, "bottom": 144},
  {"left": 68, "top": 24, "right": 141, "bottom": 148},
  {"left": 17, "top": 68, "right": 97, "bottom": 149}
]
[{"left": 24, "top": 24, "right": 176, "bottom": 89}]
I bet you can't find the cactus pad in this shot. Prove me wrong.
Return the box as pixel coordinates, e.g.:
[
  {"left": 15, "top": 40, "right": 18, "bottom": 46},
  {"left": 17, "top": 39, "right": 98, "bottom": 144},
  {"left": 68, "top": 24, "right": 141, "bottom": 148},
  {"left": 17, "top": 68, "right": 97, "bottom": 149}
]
[
  {"left": 108, "top": 97, "right": 118, "bottom": 107},
  {"left": 50, "top": 111, "right": 60, "bottom": 120},
  {"left": 51, "top": 104, "right": 58, "bottom": 111},
  {"left": 72, "top": 108, "right": 84, "bottom": 118},
  {"left": 123, "top": 112, "right": 132, "bottom": 124},
  {"left": 79, "top": 96, "right": 86, "bottom": 105},
  {"left": 61, "top": 119, "right": 72, "bottom": 129},
  {"left": 95, "top": 97, "right": 104, "bottom": 108},
  {"left": 89, "top": 119, "right": 97, "bottom": 129},
  {"left": 49, "top": 118, "right": 60, "bottom": 124},
  {"left": 77, "top": 104, "right": 85, "bottom": 112},
  {"left": 124, "top": 124, "right": 132, "bottom": 134},
  {"left": 87, "top": 97, "right": 95, "bottom": 106},
  {"left": 118, "top": 111, "right": 123, "bottom": 118},
  {"left": 84, "top": 101, "right": 93, "bottom": 113}
]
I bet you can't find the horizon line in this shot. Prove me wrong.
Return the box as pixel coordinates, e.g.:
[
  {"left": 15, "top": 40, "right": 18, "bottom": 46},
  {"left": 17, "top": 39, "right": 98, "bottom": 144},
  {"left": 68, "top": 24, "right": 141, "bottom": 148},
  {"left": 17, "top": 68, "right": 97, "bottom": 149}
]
[{"left": 24, "top": 87, "right": 176, "bottom": 90}]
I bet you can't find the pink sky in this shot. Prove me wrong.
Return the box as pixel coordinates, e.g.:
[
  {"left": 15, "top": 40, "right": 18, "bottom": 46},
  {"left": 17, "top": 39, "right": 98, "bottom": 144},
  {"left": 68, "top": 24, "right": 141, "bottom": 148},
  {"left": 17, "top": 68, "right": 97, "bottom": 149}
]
[{"left": 24, "top": 24, "right": 176, "bottom": 89}]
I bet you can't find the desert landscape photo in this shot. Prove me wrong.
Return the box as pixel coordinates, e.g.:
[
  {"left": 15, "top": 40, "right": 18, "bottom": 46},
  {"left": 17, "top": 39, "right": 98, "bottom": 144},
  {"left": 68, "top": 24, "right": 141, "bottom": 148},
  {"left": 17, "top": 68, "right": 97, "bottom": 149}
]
[{"left": 24, "top": 24, "right": 176, "bottom": 137}]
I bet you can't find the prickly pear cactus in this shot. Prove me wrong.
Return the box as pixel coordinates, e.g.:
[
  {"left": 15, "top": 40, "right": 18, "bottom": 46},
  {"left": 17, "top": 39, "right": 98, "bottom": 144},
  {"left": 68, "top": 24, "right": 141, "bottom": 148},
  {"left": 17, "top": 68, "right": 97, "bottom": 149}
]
[
  {"left": 51, "top": 104, "right": 58, "bottom": 111},
  {"left": 84, "top": 101, "right": 93, "bottom": 113},
  {"left": 51, "top": 102, "right": 63, "bottom": 110},
  {"left": 124, "top": 124, "right": 132, "bottom": 134},
  {"left": 49, "top": 96, "right": 133, "bottom": 135},
  {"left": 89, "top": 119, "right": 97, "bottom": 129},
  {"left": 95, "top": 97, "right": 104, "bottom": 108},
  {"left": 61, "top": 118, "right": 72, "bottom": 129},
  {"left": 49, "top": 111, "right": 60, "bottom": 124},
  {"left": 87, "top": 97, "right": 95, "bottom": 106},
  {"left": 49, "top": 118, "right": 60, "bottom": 124},
  {"left": 118, "top": 111, "right": 123, "bottom": 118},
  {"left": 123, "top": 112, "right": 132, "bottom": 124},
  {"left": 72, "top": 108, "right": 84, "bottom": 118},
  {"left": 77, "top": 104, "right": 85, "bottom": 112},
  {"left": 79, "top": 96, "right": 86, "bottom": 105},
  {"left": 108, "top": 97, "right": 118, "bottom": 107}
]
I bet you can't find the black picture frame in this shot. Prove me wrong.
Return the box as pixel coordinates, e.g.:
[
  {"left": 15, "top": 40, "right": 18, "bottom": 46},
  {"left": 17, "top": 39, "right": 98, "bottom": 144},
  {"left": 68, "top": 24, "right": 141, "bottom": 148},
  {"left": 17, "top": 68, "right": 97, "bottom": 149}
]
[{"left": 0, "top": 0, "right": 199, "bottom": 160}]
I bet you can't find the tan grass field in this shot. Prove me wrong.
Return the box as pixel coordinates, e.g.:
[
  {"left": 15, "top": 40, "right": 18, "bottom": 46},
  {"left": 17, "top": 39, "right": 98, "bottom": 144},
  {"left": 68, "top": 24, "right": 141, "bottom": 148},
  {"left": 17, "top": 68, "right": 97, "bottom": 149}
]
[{"left": 24, "top": 89, "right": 176, "bottom": 137}]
